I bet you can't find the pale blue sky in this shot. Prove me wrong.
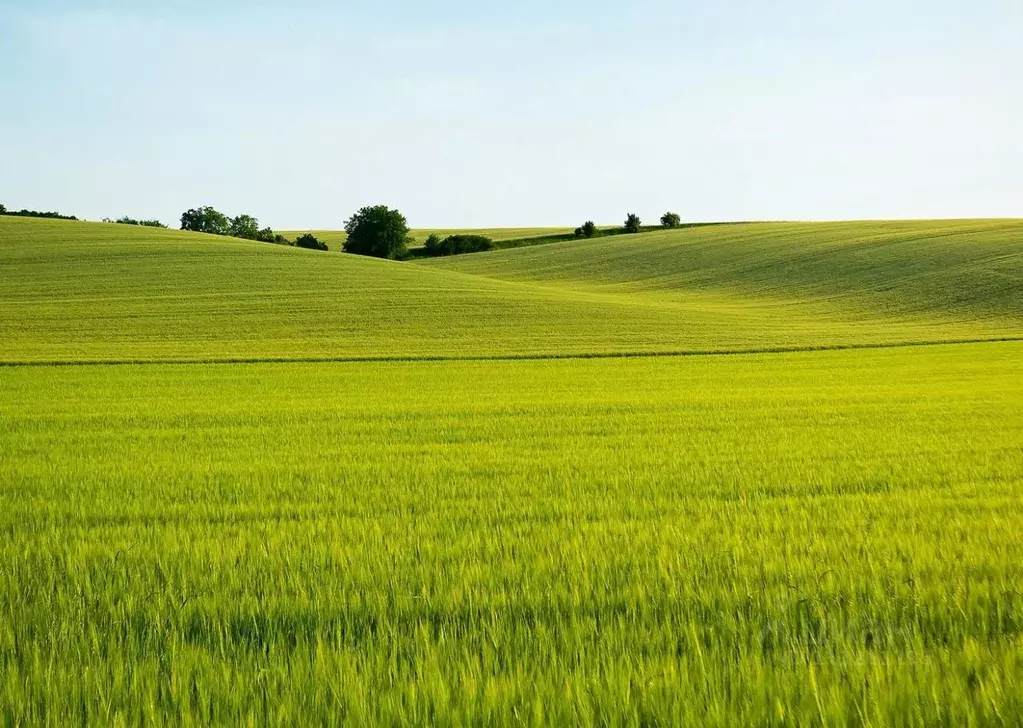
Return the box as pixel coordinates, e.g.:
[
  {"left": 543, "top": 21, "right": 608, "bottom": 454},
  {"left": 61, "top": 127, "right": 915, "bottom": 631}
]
[{"left": 2, "top": 1, "right": 1020, "bottom": 228}]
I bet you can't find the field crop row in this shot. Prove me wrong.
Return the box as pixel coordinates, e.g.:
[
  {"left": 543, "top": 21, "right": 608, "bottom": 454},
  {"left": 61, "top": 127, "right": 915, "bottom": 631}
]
[{"left": 1, "top": 343, "right": 1021, "bottom": 725}]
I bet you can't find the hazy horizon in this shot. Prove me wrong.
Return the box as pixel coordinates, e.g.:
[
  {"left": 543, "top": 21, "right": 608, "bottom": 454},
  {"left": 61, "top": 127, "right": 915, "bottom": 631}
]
[{"left": 2, "top": 0, "right": 1020, "bottom": 229}]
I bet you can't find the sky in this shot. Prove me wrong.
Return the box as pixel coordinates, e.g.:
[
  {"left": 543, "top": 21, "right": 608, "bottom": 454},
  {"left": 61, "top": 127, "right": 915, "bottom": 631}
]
[{"left": 1, "top": 0, "right": 1021, "bottom": 229}]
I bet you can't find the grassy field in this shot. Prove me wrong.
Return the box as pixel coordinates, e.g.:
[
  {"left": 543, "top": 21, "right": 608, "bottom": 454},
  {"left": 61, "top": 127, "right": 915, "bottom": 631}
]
[
  {"left": 2, "top": 217, "right": 1020, "bottom": 364},
  {"left": 1, "top": 344, "right": 1021, "bottom": 725},
  {"left": 1, "top": 216, "right": 1022, "bottom": 724}
]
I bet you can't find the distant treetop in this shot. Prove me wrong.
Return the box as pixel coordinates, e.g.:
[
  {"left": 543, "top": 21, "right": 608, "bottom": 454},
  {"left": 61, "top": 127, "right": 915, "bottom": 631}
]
[
  {"left": 624, "top": 213, "right": 642, "bottom": 234},
  {"left": 181, "top": 206, "right": 230, "bottom": 235},
  {"left": 0, "top": 205, "right": 77, "bottom": 221},
  {"left": 342, "top": 205, "right": 412, "bottom": 260},
  {"left": 179, "top": 206, "right": 291, "bottom": 246},
  {"left": 105, "top": 216, "right": 167, "bottom": 228},
  {"left": 660, "top": 212, "right": 681, "bottom": 229}
]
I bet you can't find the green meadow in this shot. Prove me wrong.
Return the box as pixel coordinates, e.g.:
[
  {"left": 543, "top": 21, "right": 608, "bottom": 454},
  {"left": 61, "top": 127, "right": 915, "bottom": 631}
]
[
  {"left": 1, "top": 216, "right": 1022, "bottom": 725},
  {"left": 2, "top": 217, "right": 1020, "bottom": 364}
]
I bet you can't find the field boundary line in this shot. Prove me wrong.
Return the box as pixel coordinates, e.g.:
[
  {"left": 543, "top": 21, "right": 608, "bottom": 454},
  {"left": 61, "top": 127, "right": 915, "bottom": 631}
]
[{"left": 1, "top": 336, "right": 1021, "bottom": 369}]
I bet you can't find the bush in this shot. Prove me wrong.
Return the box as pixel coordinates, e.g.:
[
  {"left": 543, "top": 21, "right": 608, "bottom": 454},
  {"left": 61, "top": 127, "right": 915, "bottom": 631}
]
[
  {"left": 660, "top": 212, "right": 681, "bottom": 228},
  {"left": 574, "top": 221, "right": 598, "bottom": 238},
  {"left": 108, "top": 216, "right": 167, "bottom": 228},
  {"left": 624, "top": 213, "right": 642, "bottom": 234},
  {"left": 423, "top": 234, "right": 494, "bottom": 256},
  {"left": 181, "top": 206, "right": 230, "bottom": 235},
  {"left": 0, "top": 203, "right": 6, "bottom": 214},
  {"left": 342, "top": 205, "right": 412, "bottom": 259},
  {"left": 255, "top": 227, "right": 290, "bottom": 244},
  {"left": 295, "top": 233, "right": 328, "bottom": 251}
]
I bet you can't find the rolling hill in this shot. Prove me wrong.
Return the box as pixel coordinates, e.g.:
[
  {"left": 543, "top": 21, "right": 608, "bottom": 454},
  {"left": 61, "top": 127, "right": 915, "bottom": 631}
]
[
  {"left": 2, "top": 213, "right": 1023, "bottom": 724},
  {"left": 1, "top": 216, "right": 1021, "bottom": 364}
]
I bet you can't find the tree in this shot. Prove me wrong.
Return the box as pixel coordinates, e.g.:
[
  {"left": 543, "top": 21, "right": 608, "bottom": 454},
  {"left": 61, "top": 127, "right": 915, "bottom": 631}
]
[
  {"left": 624, "top": 213, "right": 642, "bottom": 234},
  {"left": 660, "top": 212, "right": 681, "bottom": 229},
  {"left": 180, "top": 206, "right": 229, "bottom": 235},
  {"left": 229, "top": 214, "right": 260, "bottom": 240},
  {"left": 574, "top": 221, "right": 598, "bottom": 238},
  {"left": 0, "top": 203, "right": 6, "bottom": 214},
  {"left": 342, "top": 205, "right": 411, "bottom": 259},
  {"left": 295, "top": 233, "right": 328, "bottom": 251}
]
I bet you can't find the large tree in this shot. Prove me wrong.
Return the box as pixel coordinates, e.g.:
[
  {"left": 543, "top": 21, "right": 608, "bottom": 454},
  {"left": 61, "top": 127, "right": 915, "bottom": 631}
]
[
  {"left": 342, "top": 205, "right": 411, "bottom": 259},
  {"left": 660, "top": 211, "right": 681, "bottom": 229},
  {"left": 229, "top": 214, "right": 260, "bottom": 240},
  {"left": 180, "top": 206, "right": 230, "bottom": 235}
]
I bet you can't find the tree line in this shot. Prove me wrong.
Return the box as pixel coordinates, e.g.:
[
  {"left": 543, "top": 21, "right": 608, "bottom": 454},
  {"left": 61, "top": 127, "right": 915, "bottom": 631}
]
[
  {"left": 335, "top": 207, "right": 691, "bottom": 261},
  {"left": 3, "top": 198, "right": 689, "bottom": 261},
  {"left": 0, "top": 203, "right": 78, "bottom": 221},
  {"left": 573, "top": 211, "right": 682, "bottom": 239},
  {"left": 178, "top": 206, "right": 327, "bottom": 251},
  {"left": 102, "top": 216, "right": 167, "bottom": 228}
]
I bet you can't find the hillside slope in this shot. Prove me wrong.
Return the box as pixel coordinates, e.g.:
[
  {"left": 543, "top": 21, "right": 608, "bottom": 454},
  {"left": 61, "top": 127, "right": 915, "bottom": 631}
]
[
  {"left": 424, "top": 220, "right": 1023, "bottom": 321},
  {"left": 1, "top": 217, "right": 1020, "bottom": 364}
]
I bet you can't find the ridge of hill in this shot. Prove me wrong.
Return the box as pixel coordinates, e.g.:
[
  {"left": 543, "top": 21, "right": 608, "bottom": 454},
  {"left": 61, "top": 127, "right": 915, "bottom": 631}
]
[
  {"left": 1, "top": 216, "right": 1020, "bottom": 365},
  {"left": 424, "top": 220, "right": 1023, "bottom": 321}
]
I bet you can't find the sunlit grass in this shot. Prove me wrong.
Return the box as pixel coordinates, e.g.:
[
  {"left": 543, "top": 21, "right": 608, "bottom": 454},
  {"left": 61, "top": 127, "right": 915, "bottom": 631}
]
[
  {"left": 2, "top": 217, "right": 1020, "bottom": 364},
  {"left": 2, "top": 215, "right": 1021, "bottom": 724},
  {"left": 1, "top": 343, "right": 1021, "bottom": 725}
]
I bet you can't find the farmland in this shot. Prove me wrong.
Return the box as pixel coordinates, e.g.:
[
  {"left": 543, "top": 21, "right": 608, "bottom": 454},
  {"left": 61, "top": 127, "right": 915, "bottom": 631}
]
[
  {"left": 1, "top": 216, "right": 1022, "bottom": 724},
  {"left": 1, "top": 217, "right": 1021, "bottom": 364}
]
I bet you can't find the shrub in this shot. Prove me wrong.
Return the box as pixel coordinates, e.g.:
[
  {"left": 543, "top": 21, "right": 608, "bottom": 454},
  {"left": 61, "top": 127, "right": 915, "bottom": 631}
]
[
  {"left": 421, "top": 233, "right": 495, "bottom": 257},
  {"left": 423, "top": 234, "right": 494, "bottom": 256},
  {"left": 255, "top": 227, "right": 289, "bottom": 244},
  {"left": 342, "top": 205, "right": 412, "bottom": 259},
  {"left": 295, "top": 233, "right": 328, "bottom": 251},
  {"left": 574, "top": 221, "right": 598, "bottom": 238},
  {"left": 0, "top": 203, "right": 7, "bottom": 214},
  {"left": 624, "top": 213, "right": 642, "bottom": 234},
  {"left": 181, "top": 206, "right": 230, "bottom": 235},
  {"left": 660, "top": 212, "right": 681, "bottom": 229}
]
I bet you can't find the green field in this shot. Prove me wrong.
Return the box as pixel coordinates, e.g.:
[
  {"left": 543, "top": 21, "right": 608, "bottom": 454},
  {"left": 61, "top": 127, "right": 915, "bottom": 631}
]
[
  {"left": 2, "top": 217, "right": 1020, "bottom": 364},
  {"left": 1, "top": 216, "right": 1022, "bottom": 724}
]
